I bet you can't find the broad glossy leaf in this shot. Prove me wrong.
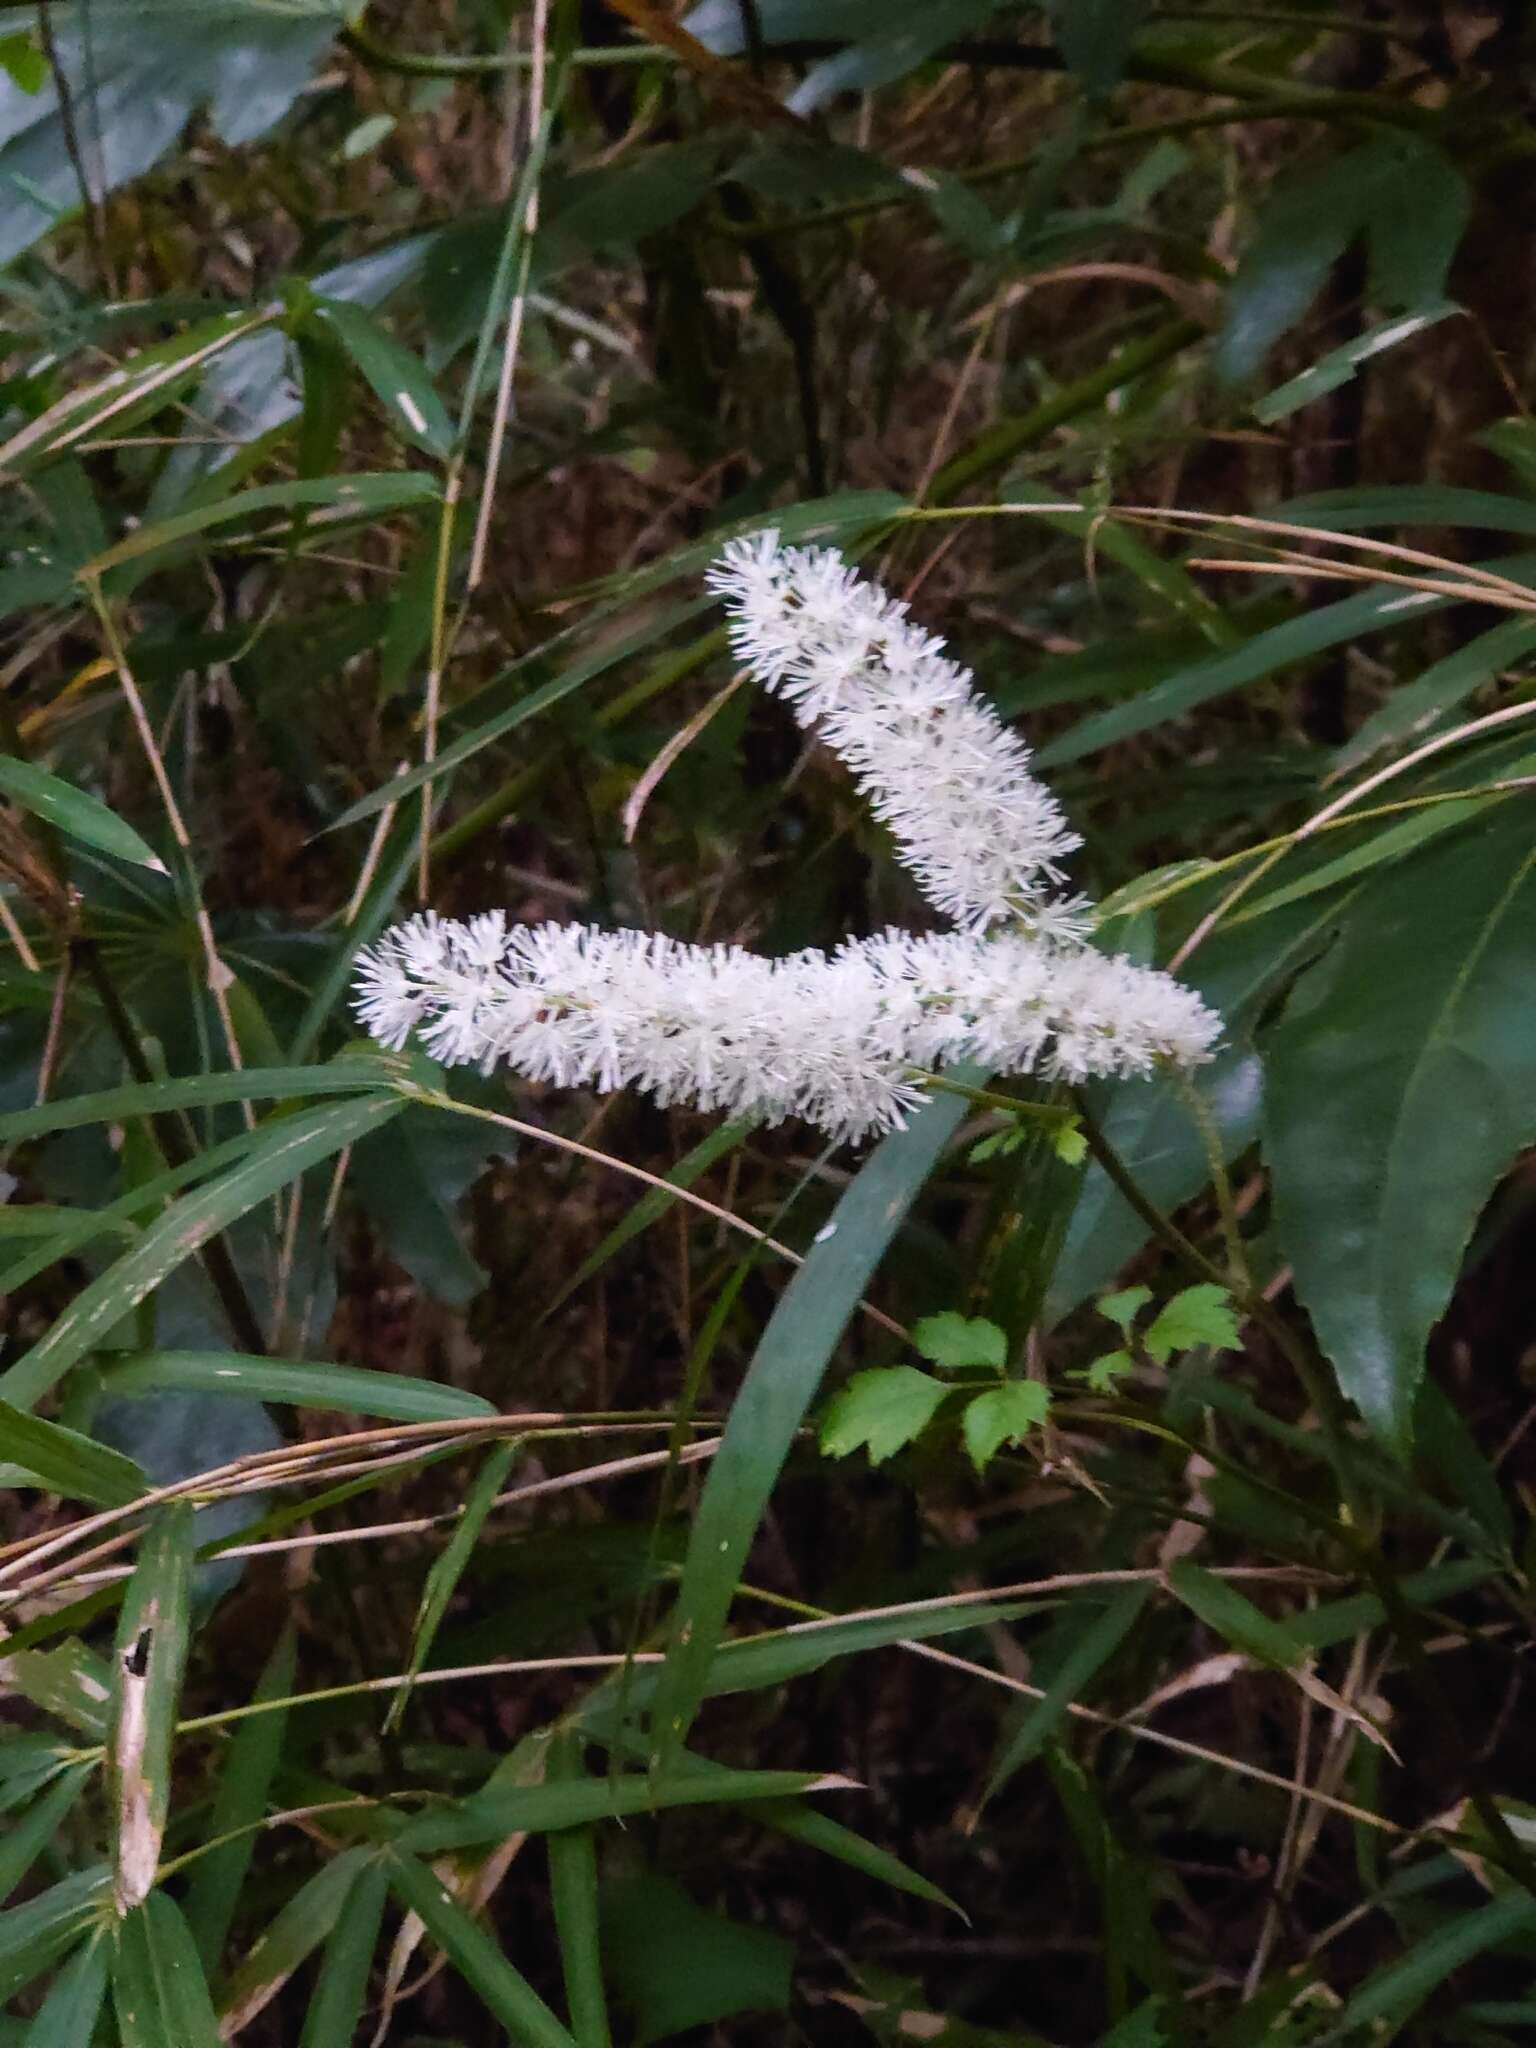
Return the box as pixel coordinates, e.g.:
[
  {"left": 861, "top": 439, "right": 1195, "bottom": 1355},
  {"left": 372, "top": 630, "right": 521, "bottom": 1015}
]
[
  {"left": 0, "top": 754, "right": 164, "bottom": 871},
  {"left": 1265, "top": 815, "right": 1536, "bottom": 1447},
  {"left": 646, "top": 1081, "right": 971, "bottom": 1767}
]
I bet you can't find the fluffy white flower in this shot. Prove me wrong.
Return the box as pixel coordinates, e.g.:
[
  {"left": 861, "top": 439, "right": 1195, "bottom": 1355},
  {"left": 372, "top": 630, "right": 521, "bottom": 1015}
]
[
  {"left": 354, "top": 915, "right": 1221, "bottom": 1143},
  {"left": 708, "top": 532, "right": 1085, "bottom": 932}
]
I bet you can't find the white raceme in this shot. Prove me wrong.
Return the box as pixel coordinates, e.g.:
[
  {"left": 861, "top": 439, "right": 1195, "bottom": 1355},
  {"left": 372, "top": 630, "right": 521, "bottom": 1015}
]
[
  {"left": 353, "top": 534, "right": 1222, "bottom": 1141},
  {"left": 707, "top": 531, "right": 1085, "bottom": 933},
  {"left": 354, "top": 913, "right": 1221, "bottom": 1143}
]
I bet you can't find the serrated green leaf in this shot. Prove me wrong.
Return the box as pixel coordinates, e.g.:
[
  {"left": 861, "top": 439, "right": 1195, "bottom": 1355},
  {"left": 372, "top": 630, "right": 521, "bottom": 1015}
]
[
  {"left": 1142, "top": 1284, "right": 1241, "bottom": 1364},
  {"left": 1098, "top": 1286, "right": 1151, "bottom": 1335},
  {"left": 911, "top": 1311, "right": 1008, "bottom": 1372},
  {"left": 1265, "top": 814, "right": 1536, "bottom": 1448},
  {"left": 819, "top": 1366, "right": 948, "bottom": 1465},
  {"left": 962, "top": 1382, "right": 1051, "bottom": 1472},
  {"left": 1079, "top": 1349, "right": 1135, "bottom": 1394}
]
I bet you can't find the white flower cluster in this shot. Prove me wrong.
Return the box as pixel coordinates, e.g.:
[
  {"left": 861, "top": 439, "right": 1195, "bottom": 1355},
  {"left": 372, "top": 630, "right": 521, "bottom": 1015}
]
[
  {"left": 707, "top": 531, "right": 1085, "bottom": 934},
  {"left": 355, "top": 915, "right": 1219, "bottom": 1145},
  {"left": 353, "top": 537, "right": 1221, "bottom": 1141}
]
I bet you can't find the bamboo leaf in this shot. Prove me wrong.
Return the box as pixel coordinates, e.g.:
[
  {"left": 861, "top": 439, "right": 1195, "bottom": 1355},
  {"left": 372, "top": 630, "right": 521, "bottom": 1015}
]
[
  {"left": 110, "top": 1504, "right": 195, "bottom": 1916},
  {"left": 646, "top": 1081, "right": 972, "bottom": 1767},
  {"left": 102, "top": 1350, "right": 496, "bottom": 1423},
  {"left": 0, "top": 1398, "right": 147, "bottom": 1506},
  {"left": 217, "top": 1847, "right": 377, "bottom": 2038},
  {"left": 112, "top": 1892, "right": 221, "bottom": 2048},
  {"left": 0, "top": 1093, "right": 403, "bottom": 1412},
  {"left": 385, "top": 1850, "right": 578, "bottom": 2048},
  {"left": 299, "top": 1858, "right": 389, "bottom": 2048},
  {"left": 183, "top": 1626, "right": 297, "bottom": 1971},
  {"left": 20, "top": 1930, "right": 109, "bottom": 2046},
  {"left": 0, "top": 753, "right": 166, "bottom": 871}
]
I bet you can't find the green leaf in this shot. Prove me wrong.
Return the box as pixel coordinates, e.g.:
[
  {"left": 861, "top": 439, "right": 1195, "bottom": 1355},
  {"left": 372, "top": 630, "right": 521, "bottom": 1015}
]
[
  {"left": 112, "top": 1892, "right": 221, "bottom": 2048},
  {"left": 217, "top": 1848, "right": 376, "bottom": 2037},
  {"left": 0, "top": 1092, "right": 403, "bottom": 1411},
  {"left": 1040, "top": 554, "right": 1536, "bottom": 765},
  {"left": 299, "top": 1858, "right": 389, "bottom": 2048},
  {"left": 1079, "top": 1350, "right": 1135, "bottom": 1394},
  {"left": 819, "top": 1366, "right": 948, "bottom": 1465},
  {"left": 984, "top": 1587, "right": 1151, "bottom": 1802},
  {"left": 548, "top": 1742, "right": 613, "bottom": 2048},
  {"left": 1048, "top": 0, "right": 1148, "bottom": 97},
  {"left": 1098, "top": 1286, "right": 1151, "bottom": 1335},
  {"left": 0, "top": 754, "right": 165, "bottom": 872},
  {"left": 1264, "top": 815, "right": 1536, "bottom": 1447},
  {"left": 82, "top": 472, "right": 438, "bottom": 578},
  {"left": 398, "top": 1765, "right": 843, "bottom": 1857},
  {"left": 100, "top": 1350, "right": 495, "bottom": 1423},
  {"left": 183, "top": 1626, "right": 296, "bottom": 1969},
  {"left": 602, "top": 1869, "right": 792, "bottom": 2045},
  {"left": 1333, "top": 614, "right": 1536, "bottom": 775},
  {"left": 911, "top": 1311, "right": 1007, "bottom": 1371},
  {"left": 646, "top": 1081, "right": 971, "bottom": 1768},
  {"left": 1253, "top": 303, "right": 1460, "bottom": 425},
  {"left": 385, "top": 1851, "right": 577, "bottom": 2048},
  {"left": 1165, "top": 1560, "right": 1302, "bottom": 1671},
  {"left": 110, "top": 1504, "right": 195, "bottom": 1915},
  {"left": 4, "top": 1641, "right": 114, "bottom": 1738},
  {"left": 0, "top": 1764, "right": 94, "bottom": 1905},
  {"left": 0, "top": 1056, "right": 399, "bottom": 1145},
  {"left": 0, "top": 1398, "right": 147, "bottom": 1506},
  {"left": 1142, "top": 1284, "right": 1241, "bottom": 1364},
  {"left": 1333, "top": 1892, "right": 1536, "bottom": 2034},
  {"left": 0, "top": 1866, "right": 110, "bottom": 2003},
  {"left": 385, "top": 1439, "right": 519, "bottom": 1733},
  {"left": 20, "top": 1931, "right": 109, "bottom": 2047},
  {"left": 308, "top": 296, "right": 454, "bottom": 457},
  {"left": 962, "top": 1382, "right": 1051, "bottom": 1472}
]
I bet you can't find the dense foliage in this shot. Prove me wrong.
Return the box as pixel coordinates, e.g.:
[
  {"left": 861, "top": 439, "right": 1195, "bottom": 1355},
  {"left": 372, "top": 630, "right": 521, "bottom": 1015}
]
[{"left": 3, "top": 2, "right": 1536, "bottom": 2042}]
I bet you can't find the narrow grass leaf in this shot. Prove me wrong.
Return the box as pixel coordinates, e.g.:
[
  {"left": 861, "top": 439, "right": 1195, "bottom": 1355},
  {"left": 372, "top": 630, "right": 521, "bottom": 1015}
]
[
  {"left": 985, "top": 1586, "right": 1152, "bottom": 1803},
  {"left": 102, "top": 1351, "right": 496, "bottom": 1423},
  {"left": 0, "top": 1866, "right": 111, "bottom": 2002},
  {"left": 82, "top": 472, "right": 439, "bottom": 577},
  {"left": 0, "top": 1763, "right": 94, "bottom": 1905},
  {"left": 385, "top": 1850, "right": 577, "bottom": 2048},
  {"left": 0, "top": 1093, "right": 403, "bottom": 1411},
  {"left": 1328, "top": 1892, "right": 1536, "bottom": 2037},
  {"left": 20, "top": 1930, "right": 109, "bottom": 2046},
  {"left": 183, "top": 1626, "right": 297, "bottom": 1971},
  {"left": 299, "top": 1858, "right": 389, "bottom": 2048},
  {"left": 0, "top": 1058, "right": 398, "bottom": 1144},
  {"left": 110, "top": 1503, "right": 195, "bottom": 1916},
  {"left": 647, "top": 1080, "right": 972, "bottom": 1767},
  {"left": 217, "top": 1847, "right": 377, "bottom": 2038},
  {"left": 0, "top": 1398, "right": 147, "bottom": 1505},
  {"left": 386, "top": 1439, "right": 519, "bottom": 1734},
  {"left": 0, "top": 754, "right": 165, "bottom": 870},
  {"left": 548, "top": 1740, "right": 612, "bottom": 2048},
  {"left": 112, "top": 1892, "right": 221, "bottom": 2048},
  {"left": 399, "top": 1765, "right": 843, "bottom": 1856}
]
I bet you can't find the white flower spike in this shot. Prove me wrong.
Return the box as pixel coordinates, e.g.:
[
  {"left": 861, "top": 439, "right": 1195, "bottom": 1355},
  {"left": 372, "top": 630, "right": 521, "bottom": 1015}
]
[
  {"left": 354, "top": 538, "right": 1222, "bottom": 1143},
  {"left": 354, "top": 915, "right": 1221, "bottom": 1144},
  {"left": 707, "top": 531, "right": 1085, "bottom": 933}
]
